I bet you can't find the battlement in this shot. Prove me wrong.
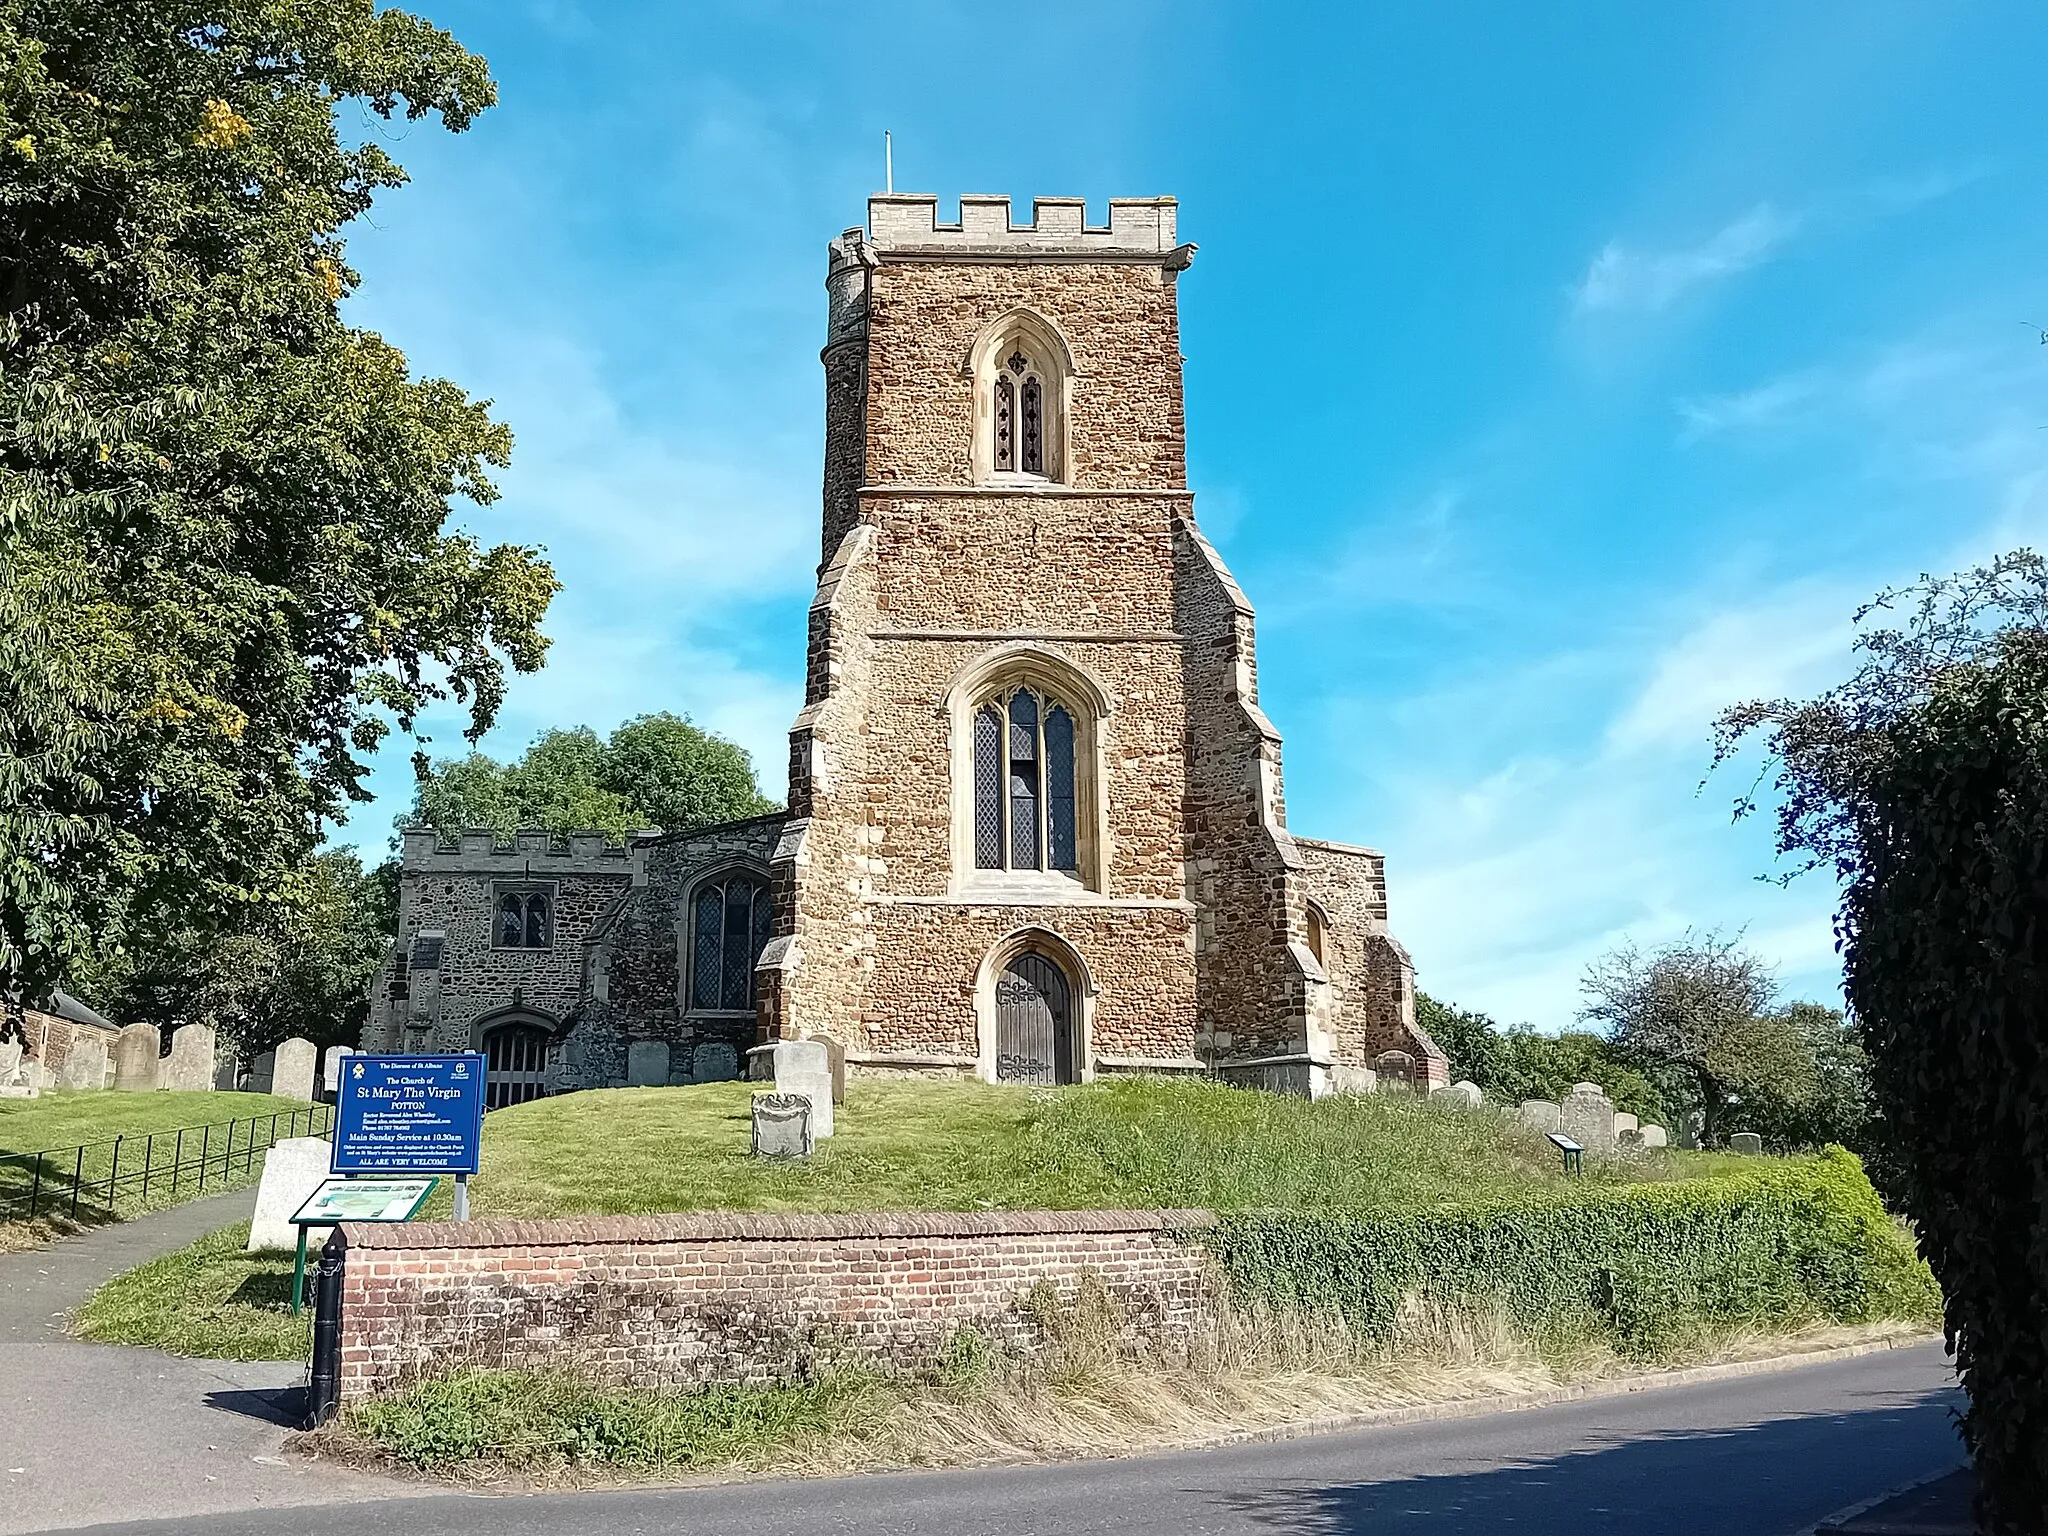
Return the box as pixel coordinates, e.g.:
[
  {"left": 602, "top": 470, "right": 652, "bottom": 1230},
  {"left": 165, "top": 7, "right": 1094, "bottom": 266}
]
[
  {"left": 866, "top": 194, "right": 1186, "bottom": 258},
  {"left": 399, "top": 828, "right": 651, "bottom": 876}
]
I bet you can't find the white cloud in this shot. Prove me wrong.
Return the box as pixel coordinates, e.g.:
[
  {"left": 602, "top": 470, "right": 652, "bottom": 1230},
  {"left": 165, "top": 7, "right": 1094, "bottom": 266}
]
[
  {"left": 1677, "top": 374, "right": 1824, "bottom": 441},
  {"left": 1574, "top": 205, "right": 1800, "bottom": 314}
]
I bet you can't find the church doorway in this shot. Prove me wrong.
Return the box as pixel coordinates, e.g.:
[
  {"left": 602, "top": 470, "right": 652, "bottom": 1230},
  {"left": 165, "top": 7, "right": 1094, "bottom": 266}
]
[
  {"left": 483, "top": 1023, "right": 550, "bottom": 1110},
  {"left": 994, "top": 952, "right": 1079, "bottom": 1085}
]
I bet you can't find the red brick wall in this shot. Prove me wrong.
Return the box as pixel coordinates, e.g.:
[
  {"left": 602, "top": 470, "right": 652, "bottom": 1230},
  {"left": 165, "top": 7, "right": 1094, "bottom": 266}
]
[{"left": 335, "top": 1209, "right": 1217, "bottom": 1400}]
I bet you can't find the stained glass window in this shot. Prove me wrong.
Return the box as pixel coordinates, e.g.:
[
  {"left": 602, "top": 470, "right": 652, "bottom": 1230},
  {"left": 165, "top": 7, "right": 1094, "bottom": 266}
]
[
  {"left": 689, "top": 874, "right": 771, "bottom": 1011},
  {"left": 971, "top": 686, "right": 1081, "bottom": 875},
  {"left": 1046, "top": 704, "right": 1076, "bottom": 871},
  {"left": 974, "top": 703, "right": 1004, "bottom": 868},
  {"left": 1008, "top": 688, "right": 1040, "bottom": 870}
]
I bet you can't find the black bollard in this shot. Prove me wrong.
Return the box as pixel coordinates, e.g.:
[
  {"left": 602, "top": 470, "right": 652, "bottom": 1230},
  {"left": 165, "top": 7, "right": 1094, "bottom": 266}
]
[{"left": 304, "top": 1232, "right": 346, "bottom": 1428}]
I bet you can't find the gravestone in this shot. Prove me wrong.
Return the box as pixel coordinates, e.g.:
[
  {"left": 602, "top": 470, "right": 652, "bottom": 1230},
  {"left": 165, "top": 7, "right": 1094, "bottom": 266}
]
[
  {"left": 692, "top": 1041, "right": 740, "bottom": 1083},
  {"left": 0, "top": 1042, "right": 32, "bottom": 1099},
  {"left": 1729, "top": 1131, "right": 1764, "bottom": 1156},
  {"left": 626, "top": 1040, "right": 670, "bottom": 1087},
  {"left": 751, "top": 1092, "right": 813, "bottom": 1158},
  {"left": 1612, "top": 1112, "right": 1639, "bottom": 1138},
  {"left": 1639, "top": 1124, "right": 1668, "bottom": 1149},
  {"left": 246, "top": 1137, "right": 335, "bottom": 1252},
  {"left": 1518, "top": 1099, "right": 1562, "bottom": 1134},
  {"left": 320, "top": 1045, "right": 351, "bottom": 1098},
  {"left": 214, "top": 1054, "right": 239, "bottom": 1091},
  {"left": 1561, "top": 1082, "right": 1617, "bottom": 1155},
  {"left": 112, "top": 1024, "right": 162, "bottom": 1092},
  {"left": 1617, "top": 1128, "right": 1644, "bottom": 1150},
  {"left": 271, "top": 1037, "right": 317, "bottom": 1102},
  {"left": 162, "top": 1025, "right": 216, "bottom": 1092},
  {"left": 771, "top": 1039, "right": 834, "bottom": 1138},
  {"left": 59, "top": 1036, "right": 109, "bottom": 1091},
  {"left": 820, "top": 1036, "right": 848, "bottom": 1106},
  {"left": 1431, "top": 1080, "right": 1483, "bottom": 1109},
  {"left": 249, "top": 1050, "right": 276, "bottom": 1095}
]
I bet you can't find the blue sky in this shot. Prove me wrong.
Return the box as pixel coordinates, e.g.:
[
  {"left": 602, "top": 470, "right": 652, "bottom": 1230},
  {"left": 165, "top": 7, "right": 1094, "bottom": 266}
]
[{"left": 334, "top": 0, "right": 2048, "bottom": 1028}]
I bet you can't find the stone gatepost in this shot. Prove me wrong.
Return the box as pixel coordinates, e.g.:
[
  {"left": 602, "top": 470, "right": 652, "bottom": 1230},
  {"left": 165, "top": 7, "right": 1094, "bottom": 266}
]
[
  {"left": 271, "top": 1037, "right": 317, "bottom": 1102},
  {"left": 162, "top": 1025, "right": 217, "bottom": 1092},
  {"left": 112, "top": 1024, "right": 162, "bottom": 1092}
]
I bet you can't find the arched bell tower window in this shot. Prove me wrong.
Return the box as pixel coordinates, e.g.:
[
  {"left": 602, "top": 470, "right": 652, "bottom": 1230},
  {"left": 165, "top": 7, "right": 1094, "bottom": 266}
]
[
  {"left": 493, "top": 889, "right": 552, "bottom": 950},
  {"left": 970, "top": 310, "right": 1071, "bottom": 485},
  {"left": 974, "top": 686, "right": 1078, "bottom": 873}
]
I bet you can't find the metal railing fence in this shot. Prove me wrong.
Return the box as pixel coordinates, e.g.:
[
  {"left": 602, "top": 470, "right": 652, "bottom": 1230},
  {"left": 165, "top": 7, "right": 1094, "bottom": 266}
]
[{"left": 0, "top": 1103, "right": 334, "bottom": 1223}]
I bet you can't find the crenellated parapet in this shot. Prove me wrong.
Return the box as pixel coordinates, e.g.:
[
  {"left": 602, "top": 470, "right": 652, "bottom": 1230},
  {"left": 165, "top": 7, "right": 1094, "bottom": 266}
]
[
  {"left": 865, "top": 194, "right": 1193, "bottom": 264},
  {"left": 399, "top": 828, "right": 652, "bottom": 877}
]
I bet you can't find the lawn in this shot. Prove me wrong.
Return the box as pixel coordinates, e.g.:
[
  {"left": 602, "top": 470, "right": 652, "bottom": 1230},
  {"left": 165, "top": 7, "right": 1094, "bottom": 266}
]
[
  {"left": 1, "top": 1090, "right": 330, "bottom": 1244},
  {"left": 72, "top": 1220, "right": 312, "bottom": 1360}
]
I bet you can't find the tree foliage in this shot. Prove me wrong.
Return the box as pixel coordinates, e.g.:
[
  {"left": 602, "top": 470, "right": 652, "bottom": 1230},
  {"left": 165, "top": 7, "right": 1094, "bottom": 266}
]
[
  {"left": 0, "top": 0, "right": 555, "bottom": 1005},
  {"left": 1718, "top": 550, "right": 2048, "bottom": 1535},
  {"left": 1416, "top": 994, "right": 1672, "bottom": 1125},
  {"left": 408, "top": 713, "right": 777, "bottom": 840}
]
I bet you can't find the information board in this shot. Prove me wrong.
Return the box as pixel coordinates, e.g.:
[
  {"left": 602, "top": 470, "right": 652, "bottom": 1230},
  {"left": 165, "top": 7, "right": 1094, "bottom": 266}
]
[
  {"left": 332, "top": 1054, "right": 485, "bottom": 1175},
  {"left": 291, "top": 1176, "right": 438, "bottom": 1225}
]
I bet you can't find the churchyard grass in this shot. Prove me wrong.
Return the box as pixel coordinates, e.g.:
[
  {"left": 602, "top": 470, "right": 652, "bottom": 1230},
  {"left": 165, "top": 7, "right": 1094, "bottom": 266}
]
[
  {"left": 73, "top": 1221, "right": 311, "bottom": 1361},
  {"left": 0, "top": 1091, "right": 330, "bottom": 1249}
]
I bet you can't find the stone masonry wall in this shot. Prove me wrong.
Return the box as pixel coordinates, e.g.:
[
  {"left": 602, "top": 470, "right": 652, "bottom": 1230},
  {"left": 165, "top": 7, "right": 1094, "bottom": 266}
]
[
  {"left": 1294, "top": 839, "right": 1448, "bottom": 1084},
  {"left": 335, "top": 1209, "right": 1218, "bottom": 1399}
]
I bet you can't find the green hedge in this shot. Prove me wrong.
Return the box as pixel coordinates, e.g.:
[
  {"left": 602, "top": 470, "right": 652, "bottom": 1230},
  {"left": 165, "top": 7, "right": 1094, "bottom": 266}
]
[{"left": 1196, "top": 1147, "right": 1938, "bottom": 1357}]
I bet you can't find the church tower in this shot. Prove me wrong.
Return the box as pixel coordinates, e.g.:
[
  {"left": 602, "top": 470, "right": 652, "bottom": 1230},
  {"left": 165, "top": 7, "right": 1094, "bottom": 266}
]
[{"left": 759, "top": 193, "right": 1444, "bottom": 1095}]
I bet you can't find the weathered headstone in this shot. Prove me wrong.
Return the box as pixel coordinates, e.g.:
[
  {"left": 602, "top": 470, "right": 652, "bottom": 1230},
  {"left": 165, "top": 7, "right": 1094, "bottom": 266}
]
[
  {"left": 1372, "top": 1051, "right": 1418, "bottom": 1092},
  {"left": 0, "top": 1042, "right": 22, "bottom": 1084},
  {"left": 1612, "top": 1112, "right": 1639, "bottom": 1138},
  {"left": 1518, "top": 1099, "right": 1562, "bottom": 1134},
  {"left": 215, "top": 1054, "right": 239, "bottom": 1091},
  {"left": 1617, "top": 1128, "right": 1644, "bottom": 1150},
  {"left": 162, "top": 1025, "right": 216, "bottom": 1092},
  {"left": 1431, "top": 1079, "right": 1483, "bottom": 1109},
  {"left": 1561, "top": 1082, "right": 1617, "bottom": 1155},
  {"left": 820, "top": 1035, "right": 848, "bottom": 1106},
  {"left": 750, "top": 1092, "right": 813, "bottom": 1158},
  {"left": 112, "top": 1024, "right": 162, "bottom": 1092},
  {"left": 271, "top": 1037, "right": 317, "bottom": 1102},
  {"left": 59, "top": 1036, "right": 109, "bottom": 1091},
  {"left": 692, "top": 1041, "right": 740, "bottom": 1083},
  {"left": 626, "top": 1039, "right": 670, "bottom": 1087},
  {"left": 1729, "top": 1131, "right": 1764, "bottom": 1156},
  {"left": 771, "top": 1039, "right": 834, "bottom": 1138},
  {"left": 1639, "top": 1124, "right": 1668, "bottom": 1149},
  {"left": 0, "top": 1042, "right": 32, "bottom": 1099},
  {"left": 246, "top": 1137, "right": 334, "bottom": 1252},
  {"left": 249, "top": 1049, "right": 276, "bottom": 1095},
  {"left": 320, "top": 1044, "right": 352, "bottom": 1097}
]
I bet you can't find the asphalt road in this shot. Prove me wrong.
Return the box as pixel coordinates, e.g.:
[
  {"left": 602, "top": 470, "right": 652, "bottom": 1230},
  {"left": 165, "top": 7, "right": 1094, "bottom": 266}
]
[{"left": 48, "top": 1342, "right": 1963, "bottom": 1536}]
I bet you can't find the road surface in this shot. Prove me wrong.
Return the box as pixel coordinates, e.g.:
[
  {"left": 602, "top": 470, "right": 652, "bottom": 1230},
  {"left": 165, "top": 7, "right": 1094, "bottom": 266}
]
[{"left": 41, "top": 1341, "right": 1962, "bottom": 1536}]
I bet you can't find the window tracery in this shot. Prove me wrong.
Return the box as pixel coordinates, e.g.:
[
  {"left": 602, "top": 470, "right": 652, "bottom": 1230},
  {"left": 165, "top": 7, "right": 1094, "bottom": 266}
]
[
  {"left": 689, "top": 872, "right": 772, "bottom": 1011},
  {"left": 973, "top": 685, "right": 1078, "bottom": 873},
  {"left": 493, "top": 891, "right": 552, "bottom": 950}
]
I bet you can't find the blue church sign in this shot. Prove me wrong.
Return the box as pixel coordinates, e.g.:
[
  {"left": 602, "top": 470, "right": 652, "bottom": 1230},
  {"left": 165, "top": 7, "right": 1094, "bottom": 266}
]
[{"left": 333, "top": 1054, "right": 486, "bottom": 1175}]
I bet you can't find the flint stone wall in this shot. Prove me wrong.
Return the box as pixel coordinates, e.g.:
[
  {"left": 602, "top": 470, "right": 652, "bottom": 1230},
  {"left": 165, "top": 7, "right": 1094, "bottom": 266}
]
[{"left": 335, "top": 1208, "right": 1217, "bottom": 1400}]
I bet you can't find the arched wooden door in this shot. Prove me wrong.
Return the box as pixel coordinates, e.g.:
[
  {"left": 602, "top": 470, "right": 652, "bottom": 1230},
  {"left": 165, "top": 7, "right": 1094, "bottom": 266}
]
[
  {"left": 994, "top": 952, "right": 1079, "bottom": 1085},
  {"left": 483, "top": 1023, "right": 550, "bottom": 1110}
]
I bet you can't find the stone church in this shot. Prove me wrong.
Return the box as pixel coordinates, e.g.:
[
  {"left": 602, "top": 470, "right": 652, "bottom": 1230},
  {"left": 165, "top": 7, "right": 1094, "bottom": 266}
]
[{"left": 365, "top": 194, "right": 1448, "bottom": 1108}]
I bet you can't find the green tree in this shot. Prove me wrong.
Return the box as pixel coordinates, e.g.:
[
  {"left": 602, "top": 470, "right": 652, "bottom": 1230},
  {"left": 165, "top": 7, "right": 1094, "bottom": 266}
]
[
  {"left": 1718, "top": 550, "right": 2048, "bottom": 1533},
  {"left": 1579, "top": 933, "right": 1809, "bottom": 1146},
  {"left": 408, "top": 713, "right": 776, "bottom": 839},
  {"left": 0, "top": 1, "right": 555, "bottom": 1006},
  {"left": 1415, "top": 993, "right": 1671, "bottom": 1125}
]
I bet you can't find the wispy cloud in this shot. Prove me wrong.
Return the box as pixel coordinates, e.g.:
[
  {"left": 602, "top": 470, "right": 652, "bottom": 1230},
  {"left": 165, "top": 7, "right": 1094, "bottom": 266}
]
[
  {"left": 1677, "top": 373, "right": 1825, "bottom": 441},
  {"left": 1573, "top": 204, "right": 1800, "bottom": 314}
]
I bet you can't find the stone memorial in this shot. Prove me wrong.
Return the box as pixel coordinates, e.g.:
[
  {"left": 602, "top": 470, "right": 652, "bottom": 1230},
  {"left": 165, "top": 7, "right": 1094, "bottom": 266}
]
[
  {"left": 321, "top": 1044, "right": 352, "bottom": 1098},
  {"left": 692, "top": 1041, "right": 740, "bottom": 1083},
  {"left": 271, "top": 1037, "right": 317, "bottom": 1102},
  {"left": 1561, "top": 1082, "right": 1617, "bottom": 1155},
  {"left": 215, "top": 1054, "right": 239, "bottom": 1091},
  {"left": 59, "top": 1036, "right": 109, "bottom": 1091},
  {"left": 1612, "top": 1112, "right": 1639, "bottom": 1138},
  {"left": 1431, "top": 1080, "right": 1483, "bottom": 1109},
  {"left": 1518, "top": 1099, "right": 1562, "bottom": 1134},
  {"left": 771, "top": 1038, "right": 834, "bottom": 1138},
  {"left": 751, "top": 1092, "right": 813, "bottom": 1159},
  {"left": 821, "top": 1035, "right": 847, "bottom": 1106},
  {"left": 246, "top": 1137, "right": 334, "bottom": 1252},
  {"left": 627, "top": 1040, "right": 670, "bottom": 1087},
  {"left": 249, "top": 1049, "right": 276, "bottom": 1094},
  {"left": 1617, "top": 1128, "right": 1644, "bottom": 1150},
  {"left": 112, "top": 1024, "right": 161, "bottom": 1092},
  {"left": 0, "top": 1042, "right": 32, "bottom": 1099},
  {"left": 1729, "top": 1131, "right": 1764, "bottom": 1156},
  {"left": 1639, "top": 1123, "right": 1668, "bottom": 1149},
  {"left": 162, "top": 1024, "right": 217, "bottom": 1092}
]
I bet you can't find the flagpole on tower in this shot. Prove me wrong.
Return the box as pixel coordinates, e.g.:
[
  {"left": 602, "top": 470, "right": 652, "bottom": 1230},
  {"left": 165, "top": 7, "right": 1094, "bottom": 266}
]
[{"left": 885, "top": 130, "right": 893, "bottom": 194}]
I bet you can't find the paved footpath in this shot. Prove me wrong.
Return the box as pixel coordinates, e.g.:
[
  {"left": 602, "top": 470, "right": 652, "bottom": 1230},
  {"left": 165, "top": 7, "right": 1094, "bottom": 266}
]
[
  {"left": 27, "top": 1340, "right": 1964, "bottom": 1536},
  {"left": 0, "top": 1191, "right": 401, "bottom": 1535}
]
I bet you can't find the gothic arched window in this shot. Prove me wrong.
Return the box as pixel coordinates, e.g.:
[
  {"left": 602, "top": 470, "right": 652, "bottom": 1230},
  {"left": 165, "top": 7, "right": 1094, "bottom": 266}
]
[
  {"left": 973, "top": 686, "right": 1078, "bottom": 873},
  {"left": 493, "top": 890, "right": 552, "bottom": 950},
  {"left": 994, "top": 350, "right": 1046, "bottom": 475},
  {"left": 972, "top": 312, "right": 1068, "bottom": 485},
  {"left": 689, "top": 872, "right": 773, "bottom": 1011}
]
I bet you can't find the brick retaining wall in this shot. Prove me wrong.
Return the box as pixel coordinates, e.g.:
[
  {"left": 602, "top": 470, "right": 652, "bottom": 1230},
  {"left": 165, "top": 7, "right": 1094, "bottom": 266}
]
[{"left": 334, "top": 1209, "right": 1219, "bottom": 1400}]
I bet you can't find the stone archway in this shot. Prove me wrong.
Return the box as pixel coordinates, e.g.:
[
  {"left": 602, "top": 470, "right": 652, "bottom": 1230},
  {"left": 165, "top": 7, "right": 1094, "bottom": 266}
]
[{"left": 975, "top": 928, "right": 1095, "bottom": 1086}]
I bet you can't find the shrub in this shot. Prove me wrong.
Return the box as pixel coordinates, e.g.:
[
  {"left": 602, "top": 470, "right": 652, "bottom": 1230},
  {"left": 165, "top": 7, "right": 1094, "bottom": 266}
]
[{"left": 1195, "top": 1148, "right": 1936, "bottom": 1361}]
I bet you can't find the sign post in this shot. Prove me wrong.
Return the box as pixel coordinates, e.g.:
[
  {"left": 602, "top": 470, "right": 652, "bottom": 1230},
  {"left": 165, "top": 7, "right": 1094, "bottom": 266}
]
[
  {"left": 287, "top": 1176, "right": 439, "bottom": 1313},
  {"left": 332, "top": 1053, "right": 485, "bottom": 1184}
]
